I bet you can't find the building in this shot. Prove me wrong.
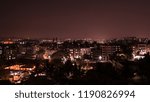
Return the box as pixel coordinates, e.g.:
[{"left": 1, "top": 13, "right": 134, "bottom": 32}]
[
  {"left": 69, "top": 48, "right": 92, "bottom": 60},
  {"left": 2, "top": 44, "right": 18, "bottom": 60},
  {"left": 100, "top": 45, "right": 121, "bottom": 61},
  {"left": 0, "top": 39, "right": 18, "bottom": 60},
  {"left": 5, "top": 64, "right": 35, "bottom": 84},
  {"left": 132, "top": 44, "right": 149, "bottom": 56},
  {"left": 132, "top": 43, "right": 150, "bottom": 60}
]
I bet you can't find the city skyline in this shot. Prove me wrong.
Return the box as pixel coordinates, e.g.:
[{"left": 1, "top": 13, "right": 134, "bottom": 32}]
[
  {"left": 1, "top": 0, "right": 150, "bottom": 39},
  {"left": 1, "top": 36, "right": 150, "bottom": 85}
]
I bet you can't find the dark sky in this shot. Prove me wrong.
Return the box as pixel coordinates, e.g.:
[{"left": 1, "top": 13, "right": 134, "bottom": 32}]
[{"left": 0, "top": 0, "right": 150, "bottom": 39}]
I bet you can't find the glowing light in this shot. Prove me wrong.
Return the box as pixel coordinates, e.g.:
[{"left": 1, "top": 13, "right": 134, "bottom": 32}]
[
  {"left": 5, "top": 65, "right": 35, "bottom": 71},
  {"left": 99, "top": 56, "right": 102, "bottom": 60},
  {"left": 133, "top": 54, "right": 145, "bottom": 60}
]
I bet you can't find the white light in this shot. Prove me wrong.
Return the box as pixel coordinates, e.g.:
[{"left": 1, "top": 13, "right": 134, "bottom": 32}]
[
  {"left": 99, "top": 56, "right": 102, "bottom": 60},
  {"left": 133, "top": 55, "right": 145, "bottom": 60}
]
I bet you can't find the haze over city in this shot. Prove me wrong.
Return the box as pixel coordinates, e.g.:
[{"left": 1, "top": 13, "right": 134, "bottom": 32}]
[{"left": 0, "top": 0, "right": 150, "bottom": 39}]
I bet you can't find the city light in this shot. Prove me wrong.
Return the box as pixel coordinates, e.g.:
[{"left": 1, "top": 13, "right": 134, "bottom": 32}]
[{"left": 0, "top": 37, "right": 150, "bottom": 85}]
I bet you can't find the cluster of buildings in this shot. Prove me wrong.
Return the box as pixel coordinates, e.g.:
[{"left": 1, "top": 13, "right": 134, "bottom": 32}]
[
  {"left": 0, "top": 37, "right": 150, "bottom": 63},
  {"left": 5, "top": 64, "right": 35, "bottom": 84},
  {"left": 0, "top": 37, "right": 150, "bottom": 84}
]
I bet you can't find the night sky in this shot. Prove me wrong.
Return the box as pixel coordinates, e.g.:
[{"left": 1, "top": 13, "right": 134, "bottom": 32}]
[{"left": 0, "top": 0, "right": 150, "bottom": 39}]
